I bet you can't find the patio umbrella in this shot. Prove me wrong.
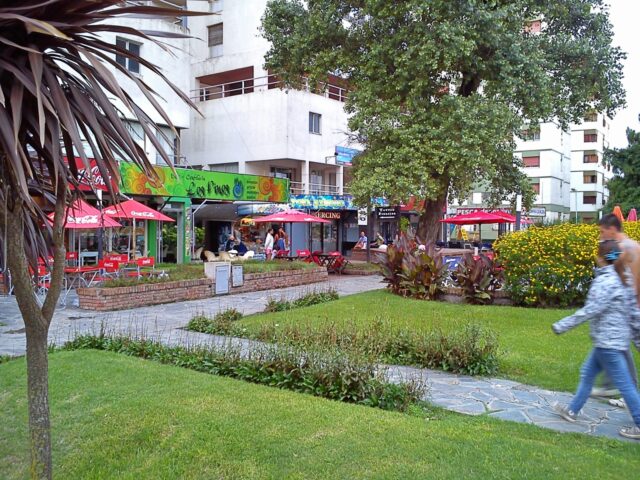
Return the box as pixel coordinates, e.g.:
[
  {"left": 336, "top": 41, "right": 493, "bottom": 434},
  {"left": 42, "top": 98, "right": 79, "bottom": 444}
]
[
  {"left": 48, "top": 199, "right": 121, "bottom": 261},
  {"left": 613, "top": 205, "right": 624, "bottom": 223},
  {"left": 440, "top": 211, "right": 510, "bottom": 244},
  {"left": 253, "top": 209, "right": 330, "bottom": 252},
  {"left": 628, "top": 208, "right": 638, "bottom": 222},
  {"left": 104, "top": 199, "right": 174, "bottom": 258}
]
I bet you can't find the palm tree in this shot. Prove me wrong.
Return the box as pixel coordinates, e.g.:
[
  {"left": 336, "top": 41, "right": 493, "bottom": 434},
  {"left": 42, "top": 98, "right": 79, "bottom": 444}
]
[{"left": 0, "top": 2, "right": 202, "bottom": 477}]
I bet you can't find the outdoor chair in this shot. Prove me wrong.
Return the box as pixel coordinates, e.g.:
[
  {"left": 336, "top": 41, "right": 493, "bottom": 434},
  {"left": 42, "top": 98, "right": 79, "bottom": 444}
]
[
  {"left": 35, "top": 265, "right": 52, "bottom": 298},
  {"left": 136, "top": 257, "right": 165, "bottom": 278},
  {"left": 65, "top": 251, "right": 79, "bottom": 267},
  {"left": 92, "top": 260, "right": 121, "bottom": 285},
  {"left": 326, "top": 252, "right": 350, "bottom": 274},
  {"left": 274, "top": 249, "right": 290, "bottom": 259},
  {"left": 296, "top": 249, "right": 312, "bottom": 262},
  {"left": 311, "top": 250, "right": 323, "bottom": 266}
]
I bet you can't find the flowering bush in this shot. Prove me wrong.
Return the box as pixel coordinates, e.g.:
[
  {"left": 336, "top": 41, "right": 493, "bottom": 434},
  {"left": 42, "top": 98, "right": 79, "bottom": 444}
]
[{"left": 494, "top": 224, "right": 600, "bottom": 307}]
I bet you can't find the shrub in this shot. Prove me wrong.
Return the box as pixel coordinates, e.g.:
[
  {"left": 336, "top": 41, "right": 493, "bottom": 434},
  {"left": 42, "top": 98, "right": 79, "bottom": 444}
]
[
  {"left": 264, "top": 289, "right": 339, "bottom": 313},
  {"left": 186, "top": 308, "right": 243, "bottom": 335},
  {"left": 255, "top": 320, "right": 500, "bottom": 376},
  {"left": 494, "top": 224, "right": 599, "bottom": 307},
  {"left": 379, "top": 232, "right": 447, "bottom": 300},
  {"left": 453, "top": 253, "right": 503, "bottom": 305},
  {"left": 61, "top": 334, "right": 424, "bottom": 412}
]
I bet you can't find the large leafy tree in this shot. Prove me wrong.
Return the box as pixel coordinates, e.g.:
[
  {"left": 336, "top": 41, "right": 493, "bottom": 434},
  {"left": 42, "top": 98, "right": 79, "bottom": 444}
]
[
  {"left": 0, "top": 1, "right": 201, "bottom": 478},
  {"left": 605, "top": 120, "right": 640, "bottom": 213},
  {"left": 262, "top": 0, "right": 625, "bottom": 241}
]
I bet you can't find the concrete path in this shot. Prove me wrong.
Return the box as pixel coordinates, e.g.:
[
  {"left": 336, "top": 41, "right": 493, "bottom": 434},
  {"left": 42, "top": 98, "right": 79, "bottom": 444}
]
[{"left": 1, "top": 275, "right": 638, "bottom": 443}]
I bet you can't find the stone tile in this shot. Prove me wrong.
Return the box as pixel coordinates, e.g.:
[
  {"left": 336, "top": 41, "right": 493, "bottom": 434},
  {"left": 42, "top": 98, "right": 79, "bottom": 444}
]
[
  {"left": 535, "top": 420, "right": 591, "bottom": 435},
  {"left": 446, "top": 402, "right": 487, "bottom": 416},
  {"left": 487, "top": 399, "right": 523, "bottom": 412},
  {"left": 488, "top": 409, "right": 532, "bottom": 424}
]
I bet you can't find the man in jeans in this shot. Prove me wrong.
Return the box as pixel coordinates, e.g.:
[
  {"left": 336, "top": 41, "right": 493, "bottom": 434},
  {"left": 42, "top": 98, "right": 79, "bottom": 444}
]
[{"left": 594, "top": 214, "right": 640, "bottom": 403}]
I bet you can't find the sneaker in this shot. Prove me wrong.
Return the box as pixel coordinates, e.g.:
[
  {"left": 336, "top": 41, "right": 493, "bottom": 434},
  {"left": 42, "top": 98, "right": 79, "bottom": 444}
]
[
  {"left": 591, "top": 387, "right": 621, "bottom": 398},
  {"left": 619, "top": 425, "right": 640, "bottom": 439},
  {"left": 553, "top": 403, "right": 579, "bottom": 423},
  {"left": 609, "top": 398, "right": 626, "bottom": 409}
]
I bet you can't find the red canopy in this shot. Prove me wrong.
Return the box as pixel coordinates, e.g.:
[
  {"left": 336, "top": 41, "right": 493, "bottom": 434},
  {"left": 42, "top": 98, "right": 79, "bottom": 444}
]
[
  {"left": 628, "top": 209, "right": 637, "bottom": 222},
  {"left": 49, "top": 199, "right": 121, "bottom": 229},
  {"left": 104, "top": 199, "right": 175, "bottom": 222},
  {"left": 440, "top": 211, "right": 510, "bottom": 225},
  {"left": 253, "top": 209, "right": 331, "bottom": 224}
]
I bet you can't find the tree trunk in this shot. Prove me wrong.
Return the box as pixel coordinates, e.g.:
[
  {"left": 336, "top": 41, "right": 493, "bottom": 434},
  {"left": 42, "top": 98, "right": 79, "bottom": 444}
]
[
  {"left": 4, "top": 203, "right": 53, "bottom": 480},
  {"left": 416, "top": 196, "right": 447, "bottom": 245}
]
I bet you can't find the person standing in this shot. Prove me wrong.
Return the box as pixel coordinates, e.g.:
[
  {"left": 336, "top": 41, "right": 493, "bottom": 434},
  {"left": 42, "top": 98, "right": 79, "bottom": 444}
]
[
  {"left": 552, "top": 239, "right": 640, "bottom": 439},
  {"left": 264, "top": 228, "right": 274, "bottom": 260},
  {"left": 593, "top": 214, "right": 640, "bottom": 402}
]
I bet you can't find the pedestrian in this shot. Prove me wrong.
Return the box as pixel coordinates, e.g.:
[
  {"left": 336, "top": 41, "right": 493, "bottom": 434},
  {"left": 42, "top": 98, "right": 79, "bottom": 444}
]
[
  {"left": 354, "top": 230, "right": 368, "bottom": 250},
  {"left": 593, "top": 214, "right": 640, "bottom": 404},
  {"left": 278, "top": 227, "right": 289, "bottom": 249},
  {"left": 264, "top": 228, "right": 274, "bottom": 260},
  {"left": 551, "top": 239, "right": 640, "bottom": 439}
]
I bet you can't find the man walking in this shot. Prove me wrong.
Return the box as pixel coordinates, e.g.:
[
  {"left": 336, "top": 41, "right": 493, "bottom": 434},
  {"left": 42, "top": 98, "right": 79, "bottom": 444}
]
[{"left": 593, "top": 214, "right": 640, "bottom": 402}]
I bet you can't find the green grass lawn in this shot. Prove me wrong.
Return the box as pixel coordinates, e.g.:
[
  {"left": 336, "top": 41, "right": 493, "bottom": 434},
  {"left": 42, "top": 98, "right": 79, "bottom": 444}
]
[
  {"left": 235, "top": 290, "right": 640, "bottom": 392},
  {"left": 1, "top": 350, "right": 638, "bottom": 479}
]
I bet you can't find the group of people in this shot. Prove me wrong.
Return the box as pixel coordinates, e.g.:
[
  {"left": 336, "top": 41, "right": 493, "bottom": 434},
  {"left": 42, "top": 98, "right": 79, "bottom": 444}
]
[
  {"left": 353, "top": 231, "right": 387, "bottom": 250},
  {"left": 553, "top": 214, "right": 640, "bottom": 439},
  {"left": 263, "top": 227, "right": 289, "bottom": 260}
]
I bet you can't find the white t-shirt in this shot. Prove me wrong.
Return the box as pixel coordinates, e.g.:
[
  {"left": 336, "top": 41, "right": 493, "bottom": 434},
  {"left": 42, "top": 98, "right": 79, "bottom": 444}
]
[{"left": 265, "top": 233, "right": 274, "bottom": 250}]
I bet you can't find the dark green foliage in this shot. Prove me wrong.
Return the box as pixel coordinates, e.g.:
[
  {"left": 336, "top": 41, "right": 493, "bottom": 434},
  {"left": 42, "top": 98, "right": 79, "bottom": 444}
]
[
  {"left": 454, "top": 253, "right": 503, "bottom": 305},
  {"left": 186, "top": 309, "right": 243, "bottom": 336},
  {"left": 256, "top": 320, "right": 500, "bottom": 376},
  {"left": 379, "top": 232, "right": 447, "bottom": 300},
  {"left": 263, "top": 289, "right": 339, "bottom": 313},
  {"left": 262, "top": 0, "right": 626, "bottom": 241},
  {"left": 605, "top": 125, "right": 640, "bottom": 213},
  {"left": 62, "top": 335, "right": 424, "bottom": 412}
]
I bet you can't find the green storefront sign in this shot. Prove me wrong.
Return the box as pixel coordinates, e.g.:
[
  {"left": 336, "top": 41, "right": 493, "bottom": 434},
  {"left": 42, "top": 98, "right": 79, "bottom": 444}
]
[{"left": 120, "top": 162, "right": 289, "bottom": 203}]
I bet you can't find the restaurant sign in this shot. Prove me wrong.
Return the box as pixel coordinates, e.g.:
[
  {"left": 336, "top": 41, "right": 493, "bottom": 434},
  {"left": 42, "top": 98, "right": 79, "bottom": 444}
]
[
  {"left": 377, "top": 206, "right": 400, "bottom": 220},
  {"left": 315, "top": 211, "right": 342, "bottom": 220},
  {"left": 120, "top": 163, "right": 289, "bottom": 203}
]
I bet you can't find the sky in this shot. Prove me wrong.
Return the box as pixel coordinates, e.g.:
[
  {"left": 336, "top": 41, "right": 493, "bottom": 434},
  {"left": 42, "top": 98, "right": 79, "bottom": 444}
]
[{"left": 607, "top": 0, "right": 640, "bottom": 148}]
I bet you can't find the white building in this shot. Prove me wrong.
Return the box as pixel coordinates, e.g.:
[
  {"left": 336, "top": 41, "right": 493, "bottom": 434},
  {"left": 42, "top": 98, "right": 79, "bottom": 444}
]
[
  {"left": 102, "top": 1, "right": 192, "bottom": 165},
  {"left": 570, "top": 112, "right": 612, "bottom": 222},
  {"left": 183, "top": 0, "right": 353, "bottom": 195}
]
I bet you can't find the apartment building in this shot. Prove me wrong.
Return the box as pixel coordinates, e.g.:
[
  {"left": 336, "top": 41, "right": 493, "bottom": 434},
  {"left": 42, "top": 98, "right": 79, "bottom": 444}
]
[
  {"left": 570, "top": 113, "right": 612, "bottom": 222},
  {"left": 182, "top": 0, "right": 360, "bottom": 253}
]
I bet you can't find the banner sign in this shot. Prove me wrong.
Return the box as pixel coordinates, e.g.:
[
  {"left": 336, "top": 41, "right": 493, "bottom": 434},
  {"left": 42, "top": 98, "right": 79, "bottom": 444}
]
[
  {"left": 335, "top": 146, "right": 361, "bottom": 166},
  {"left": 290, "top": 194, "right": 354, "bottom": 210},
  {"left": 526, "top": 207, "right": 547, "bottom": 217},
  {"left": 120, "top": 163, "right": 289, "bottom": 203},
  {"left": 377, "top": 206, "right": 400, "bottom": 220},
  {"left": 357, "top": 207, "right": 368, "bottom": 226},
  {"left": 456, "top": 207, "right": 513, "bottom": 215}
]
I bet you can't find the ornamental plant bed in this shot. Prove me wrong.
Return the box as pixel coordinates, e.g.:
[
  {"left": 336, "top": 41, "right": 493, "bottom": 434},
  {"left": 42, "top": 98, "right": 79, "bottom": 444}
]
[{"left": 77, "top": 267, "right": 328, "bottom": 311}]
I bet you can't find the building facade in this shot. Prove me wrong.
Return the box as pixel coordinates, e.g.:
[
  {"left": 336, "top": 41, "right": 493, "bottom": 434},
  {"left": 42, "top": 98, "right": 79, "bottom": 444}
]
[{"left": 182, "top": 0, "right": 358, "bottom": 253}]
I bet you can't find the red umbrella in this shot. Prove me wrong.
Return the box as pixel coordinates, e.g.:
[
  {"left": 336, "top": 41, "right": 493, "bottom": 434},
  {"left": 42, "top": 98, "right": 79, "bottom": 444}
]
[
  {"left": 613, "top": 205, "right": 624, "bottom": 223},
  {"left": 440, "top": 211, "right": 509, "bottom": 244},
  {"left": 253, "top": 209, "right": 331, "bottom": 224},
  {"left": 104, "top": 199, "right": 175, "bottom": 222},
  {"left": 628, "top": 209, "right": 637, "bottom": 222},
  {"left": 440, "top": 211, "right": 509, "bottom": 225},
  {"left": 48, "top": 199, "right": 121, "bottom": 229}
]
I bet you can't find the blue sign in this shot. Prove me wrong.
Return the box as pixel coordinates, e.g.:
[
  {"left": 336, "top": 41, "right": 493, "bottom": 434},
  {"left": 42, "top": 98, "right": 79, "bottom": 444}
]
[
  {"left": 335, "top": 146, "right": 361, "bottom": 165},
  {"left": 289, "top": 194, "right": 387, "bottom": 210}
]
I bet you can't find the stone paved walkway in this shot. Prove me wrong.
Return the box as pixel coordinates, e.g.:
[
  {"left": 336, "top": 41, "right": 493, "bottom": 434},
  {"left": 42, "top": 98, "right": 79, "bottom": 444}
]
[{"left": 1, "top": 276, "right": 638, "bottom": 443}]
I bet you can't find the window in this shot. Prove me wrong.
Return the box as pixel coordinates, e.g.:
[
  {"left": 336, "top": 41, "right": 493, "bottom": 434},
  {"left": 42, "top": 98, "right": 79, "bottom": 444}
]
[
  {"left": 270, "top": 167, "right": 295, "bottom": 180},
  {"left": 583, "top": 174, "right": 597, "bottom": 184},
  {"left": 309, "top": 112, "right": 322, "bottom": 134},
  {"left": 115, "top": 38, "right": 141, "bottom": 74},
  {"left": 522, "top": 129, "right": 540, "bottom": 141},
  {"left": 583, "top": 153, "right": 598, "bottom": 163},
  {"left": 155, "top": 126, "right": 178, "bottom": 164},
  {"left": 208, "top": 23, "right": 223, "bottom": 46},
  {"left": 584, "top": 133, "right": 597, "bottom": 143},
  {"left": 472, "top": 192, "right": 483, "bottom": 204},
  {"left": 211, "top": 0, "right": 223, "bottom": 13},
  {"left": 523, "top": 155, "right": 540, "bottom": 167},
  {"left": 531, "top": 183, "right": 540, "bottom": 194},
  {"left": 583, "top": 194, "right": 597, "bottom": 205},
  {"left": 208, "top": 23, "right": 223, "bottom": 57},
  {"left": 583, "top": 112, "right": 597, "bottom": 122}
]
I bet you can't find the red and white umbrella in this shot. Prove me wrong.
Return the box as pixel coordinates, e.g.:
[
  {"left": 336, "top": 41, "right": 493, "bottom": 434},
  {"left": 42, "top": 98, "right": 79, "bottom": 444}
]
[
  {"left": 104, "top": 199, "right": 175, "bottom": 222},
  {"left": 252, "top": 209, "right": 331, "bottom": 224},
  {"left": 48, "top": 199, "right": 121, "bottom": 229}
]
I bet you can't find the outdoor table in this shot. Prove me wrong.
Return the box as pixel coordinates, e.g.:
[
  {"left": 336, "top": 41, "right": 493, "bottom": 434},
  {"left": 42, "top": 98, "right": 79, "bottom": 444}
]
[
  {"left": 314, "top": 254, "right": 340, "bottom": 270},
  {"left": 62, "top": 266, "right": 100, "bottom": 304}
]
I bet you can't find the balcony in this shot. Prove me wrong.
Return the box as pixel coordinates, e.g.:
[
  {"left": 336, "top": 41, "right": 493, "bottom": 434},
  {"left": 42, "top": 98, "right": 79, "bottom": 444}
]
[
  {"left": 192, "top": 74, "right": 348, "bottom": 103},
  {"left": 289, "top": 181, "right": 341, "bottom": 195}
]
